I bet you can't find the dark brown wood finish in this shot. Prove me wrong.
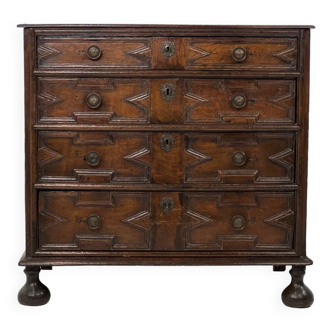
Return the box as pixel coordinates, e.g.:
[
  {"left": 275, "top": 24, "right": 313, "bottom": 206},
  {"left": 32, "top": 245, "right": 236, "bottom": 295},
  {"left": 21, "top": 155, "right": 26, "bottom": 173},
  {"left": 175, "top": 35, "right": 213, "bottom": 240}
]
[
  {"left": 17, "top": 24, "right": 315, "bottom": 28},
  {"left": 18, "top": 267, "right": 50, "bottom": 306},
  {"left": 184, "top": 38, "right": 298, "bottom": 71},
  {"left": 37, "top": 37, "right": 152, "bottom": 69},
  {"left": 153, "top": 79, "right": 296, "bottom": 125},
  {"left": 38, "top": 191, "right": 295, "bottom": 252},
  {"left": 18, "top": 24, "right": 314, "bottom": 308},
  {"left": 37, "top": 131, "right": 295, "bottom": 185},
  {"left": 37, "top": 78, "right": 150, "bottom": 124},
  {"left": 37, "top": 78, "right": 296, "bottom": 126},
  {"left": 36, "top": 36, "right": 298, "bottom": 71},
  {"left": 38, "top": 131, "right": 151, "bottom": 183}
]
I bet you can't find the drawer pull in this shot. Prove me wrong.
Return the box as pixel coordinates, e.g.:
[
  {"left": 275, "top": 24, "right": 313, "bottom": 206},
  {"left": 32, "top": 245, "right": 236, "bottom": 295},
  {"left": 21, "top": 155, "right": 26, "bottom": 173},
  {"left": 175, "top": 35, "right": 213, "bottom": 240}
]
[
  {"left": 86, "top": 93, "right": 102, "bottom": 109},
  {"left": 160, "top": 197, "right": 174, "bottom": 214},
  {"left": 232, "top": 151, "right": 246, "bottom": 166},
  {"left": 161, "top": 83, "right": 175, "bottom": 102},
  {"left": 232, "top": 94, "right": 246, "bottom": 109},
  {"left": 161, "top": 41, "right": 175, "bottom": 58},
  {"left": 87, "top": 214, "right": 102, "bottom": 230},
  {"left": 86, "top": 151, "right": 100, "bottom": 166},
  {"left": 232, "top": 215, "right": 246, "bottom": 230},
  {"left": 87, "top": 45, "right": 102, "bottom": 60},
  {"left": 232, "top": 47, "right": 247, "bottom": 62},
  {"left": 160, "top": 133, "right": 175, "bottom": 152}
]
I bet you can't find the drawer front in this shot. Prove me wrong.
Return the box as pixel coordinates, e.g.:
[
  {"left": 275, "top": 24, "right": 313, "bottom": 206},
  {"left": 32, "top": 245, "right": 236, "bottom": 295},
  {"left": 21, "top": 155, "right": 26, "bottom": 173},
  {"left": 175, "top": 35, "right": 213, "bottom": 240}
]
[
  {"left": 184, "top": 132, "right": 295, "bottom": 184},
  {"left": 38, "top": 132, "right": 151, "bottom": 183},
  {"left": 38, "top": 132, "right": 295, "bottom": 185},
  {"left": 37, "top": 78, "right": 150, "bottom": 124},
  {"left": 37, "top": 36, "right": 297, "bottom": 71},
  {"left": 37, "top": 78, "right": 295, "bottom": 125},
  {"left": 38, "top": 191, "right": 295, "bottom": 251},
  {"left": 185, "top": 38, "right": 298, "bottom": 71},
  {"left": 37, "top": 37, "right": 152, "bottom": 69}
]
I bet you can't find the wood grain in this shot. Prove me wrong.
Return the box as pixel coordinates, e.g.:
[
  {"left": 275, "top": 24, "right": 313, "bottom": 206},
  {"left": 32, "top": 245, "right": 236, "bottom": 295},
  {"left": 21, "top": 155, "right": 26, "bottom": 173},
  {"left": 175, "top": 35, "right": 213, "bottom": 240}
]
[
  {"left": 38, "top": 131, "right": 151, "bottom": 183},
  {"left": 17, "top": 23, "right": 317, "bottom": 30},
  {"left": 37, "top": 78, "right": 150, "bottom": 124},
  {"left": 18, "top": 25, "right": 314, "bottom": 307},
  {"left": 38, "top": 191, "right": 295, "bottom": 252},
  {"left": 37, "top": 37, "right": 152, "bottom": 69},
  {"left": 36, "top": 78, "right": 296, "bottom": 126},
  {"left": 185, "top": 38, "right": 298, "bottom": 71},
  {"left": 37, "top": 131, "right": 295, "bottom": 185}
]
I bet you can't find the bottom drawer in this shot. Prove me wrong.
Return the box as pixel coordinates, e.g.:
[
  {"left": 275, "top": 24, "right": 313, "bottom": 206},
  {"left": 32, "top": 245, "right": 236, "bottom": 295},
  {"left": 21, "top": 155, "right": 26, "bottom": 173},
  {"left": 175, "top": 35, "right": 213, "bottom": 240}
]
[{"left": 38, "top": 191, "right": 295, "bottom": 252}]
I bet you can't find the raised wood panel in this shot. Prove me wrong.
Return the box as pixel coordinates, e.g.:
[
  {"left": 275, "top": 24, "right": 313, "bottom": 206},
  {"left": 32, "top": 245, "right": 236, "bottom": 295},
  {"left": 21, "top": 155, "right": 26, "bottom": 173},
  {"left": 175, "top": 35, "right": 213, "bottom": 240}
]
[
  {"left": 183, "top": 192, "right": 295, "bottom": 250},
  {"left": 39, "top": 191, "right": 152, "bottom": 250},
  {"left": 150, "top": 133, "right": 184, "bottom": 184},
  {"left": 38, "top": 132, "right": 151, "bottom": 183},
  {"left": 37, "top": 37, "right": 152, "bottom": 69},
  {"left": 151, "top": 38, "right": 186, "bottom": 69},
  {"left": 150, "top": 78, "right": 184, "bottom": 124},
  {"left": 37, "top": 78, "right": 150, "bottom": 124},
  {"left": 185, "top": 38, "right": 298, "bottom": 71},
  {"left": 183, "top": 79, "right": 295, "bottom": 124},
  {"left": 150, "top": 192, "right": 184, "bottom": 251},
  {"left": 184, "top": 133, "right": 295, "bottom": 184}
]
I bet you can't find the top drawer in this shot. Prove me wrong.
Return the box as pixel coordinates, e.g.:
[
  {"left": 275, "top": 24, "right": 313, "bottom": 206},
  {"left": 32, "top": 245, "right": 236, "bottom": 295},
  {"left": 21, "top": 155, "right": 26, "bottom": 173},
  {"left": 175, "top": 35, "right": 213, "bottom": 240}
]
[{"left": 37, "top": 37, "right": 298, "bottom": 71}]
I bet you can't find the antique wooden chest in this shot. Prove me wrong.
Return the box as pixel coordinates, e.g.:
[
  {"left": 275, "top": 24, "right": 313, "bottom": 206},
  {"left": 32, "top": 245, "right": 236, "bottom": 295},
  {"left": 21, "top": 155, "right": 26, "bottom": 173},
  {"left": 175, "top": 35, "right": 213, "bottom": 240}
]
[{"left": 17, "top": 24, "right": 314, "bottom": 307}]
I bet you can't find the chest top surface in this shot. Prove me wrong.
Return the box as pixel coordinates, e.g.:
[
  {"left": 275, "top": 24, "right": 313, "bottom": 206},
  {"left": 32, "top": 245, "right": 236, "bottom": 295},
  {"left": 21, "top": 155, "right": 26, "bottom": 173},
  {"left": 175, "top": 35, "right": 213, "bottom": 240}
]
[{"left": 17, "top": 23, "right": 317, "bottom": 30}]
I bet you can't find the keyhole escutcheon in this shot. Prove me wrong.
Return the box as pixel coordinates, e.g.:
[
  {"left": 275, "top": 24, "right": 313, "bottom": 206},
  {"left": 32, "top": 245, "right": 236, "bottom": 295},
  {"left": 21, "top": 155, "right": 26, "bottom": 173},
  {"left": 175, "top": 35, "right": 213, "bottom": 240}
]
[
  {"left": 161, "top": 41, "right": 175, "bottom": 58},
  {"left": 160, "top": 197, "right": 174, "bottom": 214},
  {"left": 160, "top": 133, "right": 175, "bottom": 152},
  {"left": 161, "top": 83, "right": 175, "bottom": 102}
]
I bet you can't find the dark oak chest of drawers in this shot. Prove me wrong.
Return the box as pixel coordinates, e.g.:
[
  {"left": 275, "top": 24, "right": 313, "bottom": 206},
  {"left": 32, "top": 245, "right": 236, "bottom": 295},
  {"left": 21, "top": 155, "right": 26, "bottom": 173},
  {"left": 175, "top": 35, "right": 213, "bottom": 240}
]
[{"left": 17, "top": 24, "right": 314, "bottom": 308}]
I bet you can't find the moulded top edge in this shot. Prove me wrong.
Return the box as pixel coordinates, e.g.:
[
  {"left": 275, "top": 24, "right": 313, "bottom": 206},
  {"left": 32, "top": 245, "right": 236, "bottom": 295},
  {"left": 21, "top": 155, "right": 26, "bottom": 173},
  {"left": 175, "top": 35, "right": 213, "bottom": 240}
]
[{"left": 17, "top": 24, "right": 315, "bottom": 29}]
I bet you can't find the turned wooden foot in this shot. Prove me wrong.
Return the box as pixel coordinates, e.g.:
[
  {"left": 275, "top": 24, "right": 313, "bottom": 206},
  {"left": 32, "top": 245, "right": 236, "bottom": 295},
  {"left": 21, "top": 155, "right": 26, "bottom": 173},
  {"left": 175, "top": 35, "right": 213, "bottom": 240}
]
[
  {"left": 18, "top": 267, "right": 51, "bottom": 306},
  {"left": 282, "top": 266, "right": 314, "bottom": 308}
]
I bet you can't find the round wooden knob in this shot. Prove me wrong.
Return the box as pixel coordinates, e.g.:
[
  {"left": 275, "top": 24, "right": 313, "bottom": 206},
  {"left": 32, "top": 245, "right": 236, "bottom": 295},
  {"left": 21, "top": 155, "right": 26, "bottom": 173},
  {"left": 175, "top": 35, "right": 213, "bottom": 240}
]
[
  {"left": 232, "top": 151, "right": 246, "bottom": 166},
  {"left": 86, "top": 151, "right": 100, "bottom": 166},
  {"left": 232, "top": 94, "right": 246, "bottom": 109},
  {"left": 87, "top": 215, "right": 101, "bottom": 230},
  {"left": 232, "top": 47, "right": 247, "bottom": 62},
  {"left": 86, "top": 93, "right": 102, "bottom": 109},
  {"left": 232, "top": 215, "right": 246, "bottom": 230},
  {"left": 87, "top": 45, "right": 102, "bottom": 60}
]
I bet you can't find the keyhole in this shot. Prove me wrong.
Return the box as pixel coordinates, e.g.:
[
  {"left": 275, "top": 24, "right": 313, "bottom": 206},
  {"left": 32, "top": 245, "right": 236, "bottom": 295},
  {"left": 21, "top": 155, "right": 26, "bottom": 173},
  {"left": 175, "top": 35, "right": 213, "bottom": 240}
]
[
  {"left": 166, "top": 46, "right": 170, "bottom": 53},
  {"left": 165, "top": 139, "right": 169, "bottom": 145},
  {"left": 166, "top": 88, "right": 170, "bottom": 96}
]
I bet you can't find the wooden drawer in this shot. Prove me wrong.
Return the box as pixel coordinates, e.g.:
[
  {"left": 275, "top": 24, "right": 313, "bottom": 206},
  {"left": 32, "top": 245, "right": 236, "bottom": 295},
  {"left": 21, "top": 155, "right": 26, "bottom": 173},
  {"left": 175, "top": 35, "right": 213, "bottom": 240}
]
[
  {"left": 38, "top": 191, "right": 295, "bottom": 251},
  {"left": 37, "top": 78, "right": 295, "bottom": 125},
  {"left": 37, "top": 36, "right": 298, "bottom": 71},
  {"left": 38, "top": 132, "right": 295, "bottom": 185}
]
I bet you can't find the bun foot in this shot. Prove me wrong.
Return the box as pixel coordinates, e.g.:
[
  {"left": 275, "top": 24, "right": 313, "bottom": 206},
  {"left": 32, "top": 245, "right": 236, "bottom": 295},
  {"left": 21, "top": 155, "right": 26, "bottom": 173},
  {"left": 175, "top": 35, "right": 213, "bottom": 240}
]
[
  {"left": 282, "top": 266, "right": 314, "bottom": 308},
  {"left": 18, "top": 267, "right": 51, "bottom": 306}
]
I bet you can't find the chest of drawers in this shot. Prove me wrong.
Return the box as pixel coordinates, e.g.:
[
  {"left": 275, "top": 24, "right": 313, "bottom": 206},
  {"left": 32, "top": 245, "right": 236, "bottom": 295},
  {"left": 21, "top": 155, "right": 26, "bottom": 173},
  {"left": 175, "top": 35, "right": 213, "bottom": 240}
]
[{"left": 17, "top": 24, "right": 314, "bottom": 308}]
